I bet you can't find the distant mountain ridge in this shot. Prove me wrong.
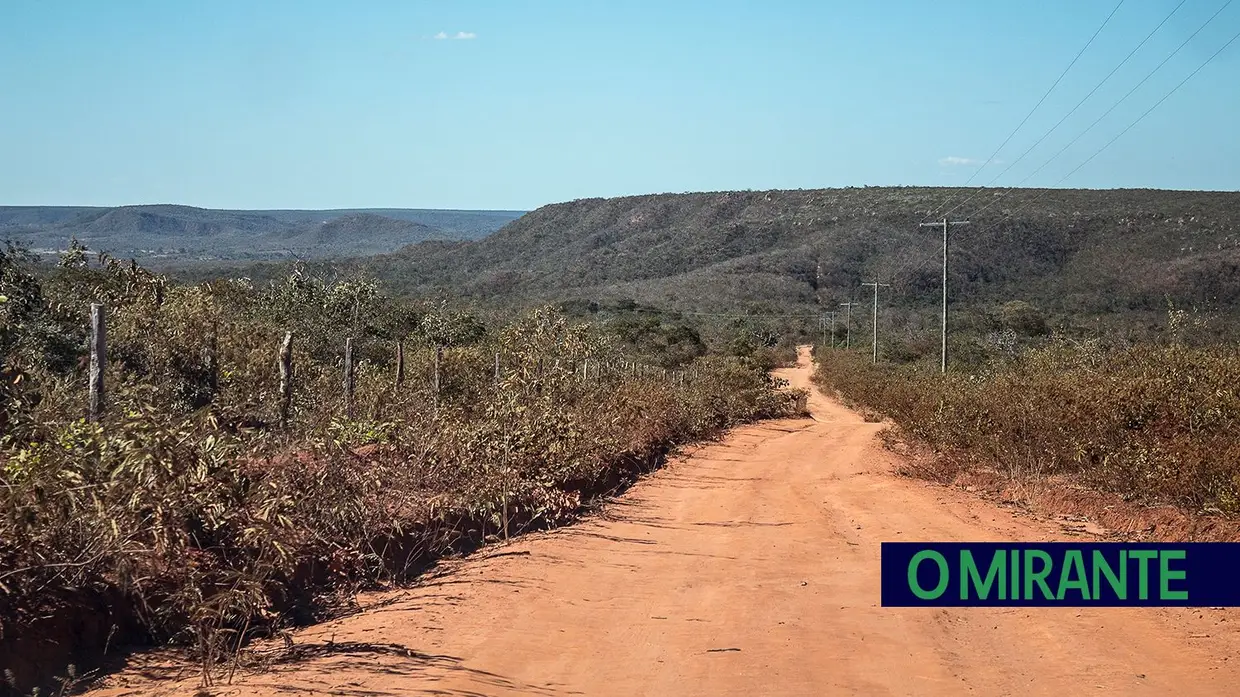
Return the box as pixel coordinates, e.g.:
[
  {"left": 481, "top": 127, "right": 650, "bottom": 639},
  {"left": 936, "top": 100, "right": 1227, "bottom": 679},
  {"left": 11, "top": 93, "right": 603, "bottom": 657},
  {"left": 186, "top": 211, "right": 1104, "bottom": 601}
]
[
  {"left": 0, "top": 204, "right": 524, "bottom": 264},
  {"left": 335, "top": 186, "right": 1240, "bottom": 330}
]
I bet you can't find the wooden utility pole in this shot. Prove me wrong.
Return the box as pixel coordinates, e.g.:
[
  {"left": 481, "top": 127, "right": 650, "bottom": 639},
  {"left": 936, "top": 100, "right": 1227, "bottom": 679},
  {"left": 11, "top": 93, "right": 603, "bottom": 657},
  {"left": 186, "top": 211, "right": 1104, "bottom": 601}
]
[
  {"left": 88, "top": 303, "right": 106, "bottom": 421},
  {"left": 839, "top": 302, "right": 858, "bottom": 349},
  {"left": 824, "top": 310, "right": 837, "bottom": 349},
  {"left": 343, "top": 338, "right": 355, "bottom": 418},
  {"left": 919, "top": 218, "right": 970, "bottom": 373},
  {"left": 861, "top": 281, "right": 891, "bottom": 364},
  {"left": 278, "top": 332, "right": 293, "bottom": 429}
]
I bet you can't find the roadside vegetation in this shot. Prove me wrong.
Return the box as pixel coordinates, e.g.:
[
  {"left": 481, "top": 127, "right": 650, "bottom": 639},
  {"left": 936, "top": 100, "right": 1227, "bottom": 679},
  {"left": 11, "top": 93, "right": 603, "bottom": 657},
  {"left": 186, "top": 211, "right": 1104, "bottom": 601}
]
[
  {"left": 813, "top": 325, "right": 1240, "bottom": 516},
  {"left": 0, "top": 242, "right": 806, "bottom": 693}
]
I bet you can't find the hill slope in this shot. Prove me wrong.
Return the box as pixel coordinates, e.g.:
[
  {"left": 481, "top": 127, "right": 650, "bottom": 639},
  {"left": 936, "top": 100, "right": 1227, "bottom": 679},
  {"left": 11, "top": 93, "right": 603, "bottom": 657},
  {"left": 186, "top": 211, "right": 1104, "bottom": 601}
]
[
  {"left": 357, "top": 187, "right": 1239, "bottom": 319},
  {"left": 0, "top": 205, "right": 524, "bottom": 264}
]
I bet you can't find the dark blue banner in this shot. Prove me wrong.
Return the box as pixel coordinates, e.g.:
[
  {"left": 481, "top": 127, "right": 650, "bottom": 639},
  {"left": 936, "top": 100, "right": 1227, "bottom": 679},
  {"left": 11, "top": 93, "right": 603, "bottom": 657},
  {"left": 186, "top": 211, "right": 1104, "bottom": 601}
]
[{"left": 881, "top": 542, "right": 1240, "bottom": 606}]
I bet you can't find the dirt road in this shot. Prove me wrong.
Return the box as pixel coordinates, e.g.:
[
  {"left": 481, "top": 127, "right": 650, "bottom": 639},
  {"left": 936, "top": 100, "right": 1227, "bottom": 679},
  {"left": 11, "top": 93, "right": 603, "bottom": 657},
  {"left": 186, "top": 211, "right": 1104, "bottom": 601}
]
[{"left": 97, "top": 347, "right": 1240, "bottom": 696}]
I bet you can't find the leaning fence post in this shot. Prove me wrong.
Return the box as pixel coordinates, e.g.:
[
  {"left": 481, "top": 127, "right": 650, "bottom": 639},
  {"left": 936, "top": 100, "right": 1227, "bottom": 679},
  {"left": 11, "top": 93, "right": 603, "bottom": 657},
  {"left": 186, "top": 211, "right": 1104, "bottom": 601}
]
[
  {"left": 581, "top": 358, "right": 589, "bottom": 382},
  {"left": 343, "top": 337, "right": 355, "bottom": 418},
  {"left": 395, "top": 339, "right": 405, "bottom": 386},
  {"left": 88, "top": 303, "right": 106, "bottom": 421},
  {"left": 278, "top": 331, "right": 293, "bottom": 429}
]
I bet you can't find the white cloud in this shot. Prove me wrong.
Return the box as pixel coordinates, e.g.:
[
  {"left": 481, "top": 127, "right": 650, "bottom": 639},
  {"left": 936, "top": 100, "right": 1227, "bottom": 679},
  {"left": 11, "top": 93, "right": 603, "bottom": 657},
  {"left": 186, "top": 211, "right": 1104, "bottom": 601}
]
[
  {"left": 430, "top": 31, "right": 476, "bottom": 40},
  {"left": 939, "top": 156, "right": 1004, "bottom": 167},
  {"left": 939, "top": 156, "right": 981, "bottom": 167}
]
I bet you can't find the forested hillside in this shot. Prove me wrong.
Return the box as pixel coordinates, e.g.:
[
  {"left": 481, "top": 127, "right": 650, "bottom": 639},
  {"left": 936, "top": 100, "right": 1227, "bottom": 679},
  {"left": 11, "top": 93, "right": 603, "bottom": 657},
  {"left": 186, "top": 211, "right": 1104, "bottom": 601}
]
[{"left": 203, "top": 186, "right": 1240, "bottom": 354}]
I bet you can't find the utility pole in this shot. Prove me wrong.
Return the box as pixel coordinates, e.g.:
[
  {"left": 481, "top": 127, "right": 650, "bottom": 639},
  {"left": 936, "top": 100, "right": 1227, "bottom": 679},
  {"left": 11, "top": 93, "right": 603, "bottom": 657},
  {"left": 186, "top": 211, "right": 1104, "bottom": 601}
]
[
  {"left": 918, "top": 217, "right": 969, "bottom": 373},
  {"left": 839, "top": 302, "right": 858, "bottom": 349},
  {"left": 826, "top": 310, "right": 837, "bottom": 349},
  {"left": 861, "top": 281, "right": 890, "bottom": 364}
]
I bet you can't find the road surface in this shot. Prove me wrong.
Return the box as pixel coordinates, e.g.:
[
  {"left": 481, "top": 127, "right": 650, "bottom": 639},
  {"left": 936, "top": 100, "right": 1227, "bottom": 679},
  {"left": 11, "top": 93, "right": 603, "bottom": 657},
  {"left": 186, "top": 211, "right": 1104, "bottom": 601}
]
[{"left": 96, "top": 347, "right": 1240, "bottom": 696}]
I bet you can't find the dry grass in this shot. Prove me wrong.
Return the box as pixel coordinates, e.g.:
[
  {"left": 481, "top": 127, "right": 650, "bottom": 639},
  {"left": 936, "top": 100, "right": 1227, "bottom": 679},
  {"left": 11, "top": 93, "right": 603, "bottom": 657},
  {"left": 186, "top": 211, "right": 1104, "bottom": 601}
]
[{"left": 814, "top": 341, "right": 1240, "bottom": 516}]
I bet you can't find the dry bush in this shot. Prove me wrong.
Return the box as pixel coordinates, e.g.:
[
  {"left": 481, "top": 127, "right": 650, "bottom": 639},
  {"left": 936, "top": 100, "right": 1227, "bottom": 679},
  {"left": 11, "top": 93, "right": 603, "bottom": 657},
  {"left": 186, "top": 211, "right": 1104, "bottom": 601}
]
[
  {"left": 813, "top": 342, "right": 1240, "bottom": 514},
  {"left": 1, "top": 256, "right": 802, "bottom": 693}
]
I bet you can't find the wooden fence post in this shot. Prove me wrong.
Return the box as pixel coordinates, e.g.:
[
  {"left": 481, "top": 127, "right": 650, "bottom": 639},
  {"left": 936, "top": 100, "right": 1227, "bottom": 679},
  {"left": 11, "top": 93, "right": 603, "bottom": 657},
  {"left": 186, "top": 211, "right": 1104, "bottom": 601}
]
[
  {"left": 278, "top": 332, "right": 293, "bottom": 429},
  {"left": 88, "top": 303, "right": 106, "bottom": 421},
  {"left": 494, "top": 351, "right": 501, "bottom": 386},
  {"left": 395, "top": 339, "right": 405, "bottom": 386},
  {"left": 343, "top": 337, "right": 355, "bottom": 419}
]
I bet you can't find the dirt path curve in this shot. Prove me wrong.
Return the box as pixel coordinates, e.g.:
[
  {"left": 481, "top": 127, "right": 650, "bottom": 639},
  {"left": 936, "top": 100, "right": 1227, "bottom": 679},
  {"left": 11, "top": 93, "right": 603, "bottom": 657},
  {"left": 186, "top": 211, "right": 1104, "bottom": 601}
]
[{"left": 97, "top": 346, "right": 1240, "bottom": 696}]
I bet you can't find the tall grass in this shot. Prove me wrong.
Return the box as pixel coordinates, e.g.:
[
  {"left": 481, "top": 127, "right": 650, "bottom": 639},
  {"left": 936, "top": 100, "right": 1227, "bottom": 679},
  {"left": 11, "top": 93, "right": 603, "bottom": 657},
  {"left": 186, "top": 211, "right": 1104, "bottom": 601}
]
[{"left": 813, "top": 341, "right": 1240, "bottom": 515}]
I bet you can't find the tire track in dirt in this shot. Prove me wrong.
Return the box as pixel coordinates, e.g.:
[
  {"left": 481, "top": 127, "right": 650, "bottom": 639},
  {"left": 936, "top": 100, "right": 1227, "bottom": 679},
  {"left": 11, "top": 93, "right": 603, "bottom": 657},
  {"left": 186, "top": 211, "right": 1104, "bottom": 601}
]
[{"left": 93, "top": 346, "right": 1240, "bottom": 696}]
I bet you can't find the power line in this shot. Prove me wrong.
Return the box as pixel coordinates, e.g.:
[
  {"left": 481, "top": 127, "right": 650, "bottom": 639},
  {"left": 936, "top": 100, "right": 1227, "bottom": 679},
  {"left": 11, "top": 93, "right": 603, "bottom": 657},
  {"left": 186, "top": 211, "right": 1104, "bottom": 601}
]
[
  {"left": 890, "top": 0, "right": 1232, "bottom": 320},
  {"left": 941, "top": 0, "right": 1190, "bottom": 220},
  {"left": 923, "top": 0, "right": 1126, "bottom": 222},
  {"left": 607, "top": 13, "right": 1237, "bottom": 342},
  {"left": 969, "top": 0, "right": 1236, "bottom": 218},
  {"left": 959, "top": 21, "right": 1236, "bottom": 246},
  {"left": 955, "top": 14, "right": 1234, "bottom": 282}
]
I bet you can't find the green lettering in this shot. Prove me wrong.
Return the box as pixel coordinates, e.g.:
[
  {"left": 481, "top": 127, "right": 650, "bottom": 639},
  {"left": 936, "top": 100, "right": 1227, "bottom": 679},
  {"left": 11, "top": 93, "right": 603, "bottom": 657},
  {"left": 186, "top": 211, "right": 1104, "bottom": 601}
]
[
  {"left": 1159, "top": 550, "right": 1188, "bottom": 601},
  {"left": 1024, "top": 550, "right": 1055, "bottom": 599},
  {"left": 909, "top": 550, "right": 949, "bottom": 600},
  {"left": 1092, "top": 550, "right": 1127, "bottom": 600},
  {"left": 1011, "top": 547, "right": 1020, "bottom": 599},
  {"left": 961, "top": 550, "right": 1006, "bottom": 600},
  {"left": 1056, "top": 550, "right": 1090, "bottom": 600},
  {"left": 1130, "top": 550, "right": 1157, "bottom": 600}
]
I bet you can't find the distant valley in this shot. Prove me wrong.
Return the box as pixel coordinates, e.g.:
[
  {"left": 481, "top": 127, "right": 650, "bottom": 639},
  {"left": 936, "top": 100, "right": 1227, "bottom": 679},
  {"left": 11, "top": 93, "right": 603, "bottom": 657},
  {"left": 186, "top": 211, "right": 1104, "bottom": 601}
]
[{"left": 0, "top": 205, "right": 524, "bottom": 265}]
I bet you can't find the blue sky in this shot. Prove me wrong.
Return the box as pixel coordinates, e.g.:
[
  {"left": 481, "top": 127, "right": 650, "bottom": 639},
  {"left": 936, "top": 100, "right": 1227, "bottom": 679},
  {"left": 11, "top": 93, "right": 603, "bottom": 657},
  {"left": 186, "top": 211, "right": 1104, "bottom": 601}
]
[{"left": 1, "top": 0, "right": 1237, "bottom": 210}]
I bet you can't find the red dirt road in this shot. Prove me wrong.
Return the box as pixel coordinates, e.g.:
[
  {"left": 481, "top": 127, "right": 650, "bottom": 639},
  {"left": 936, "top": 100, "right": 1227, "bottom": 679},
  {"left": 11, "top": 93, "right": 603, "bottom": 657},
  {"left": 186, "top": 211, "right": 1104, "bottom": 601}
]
[{"left": 95, "top": 347, "right": 1240, "bottom": 696}]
